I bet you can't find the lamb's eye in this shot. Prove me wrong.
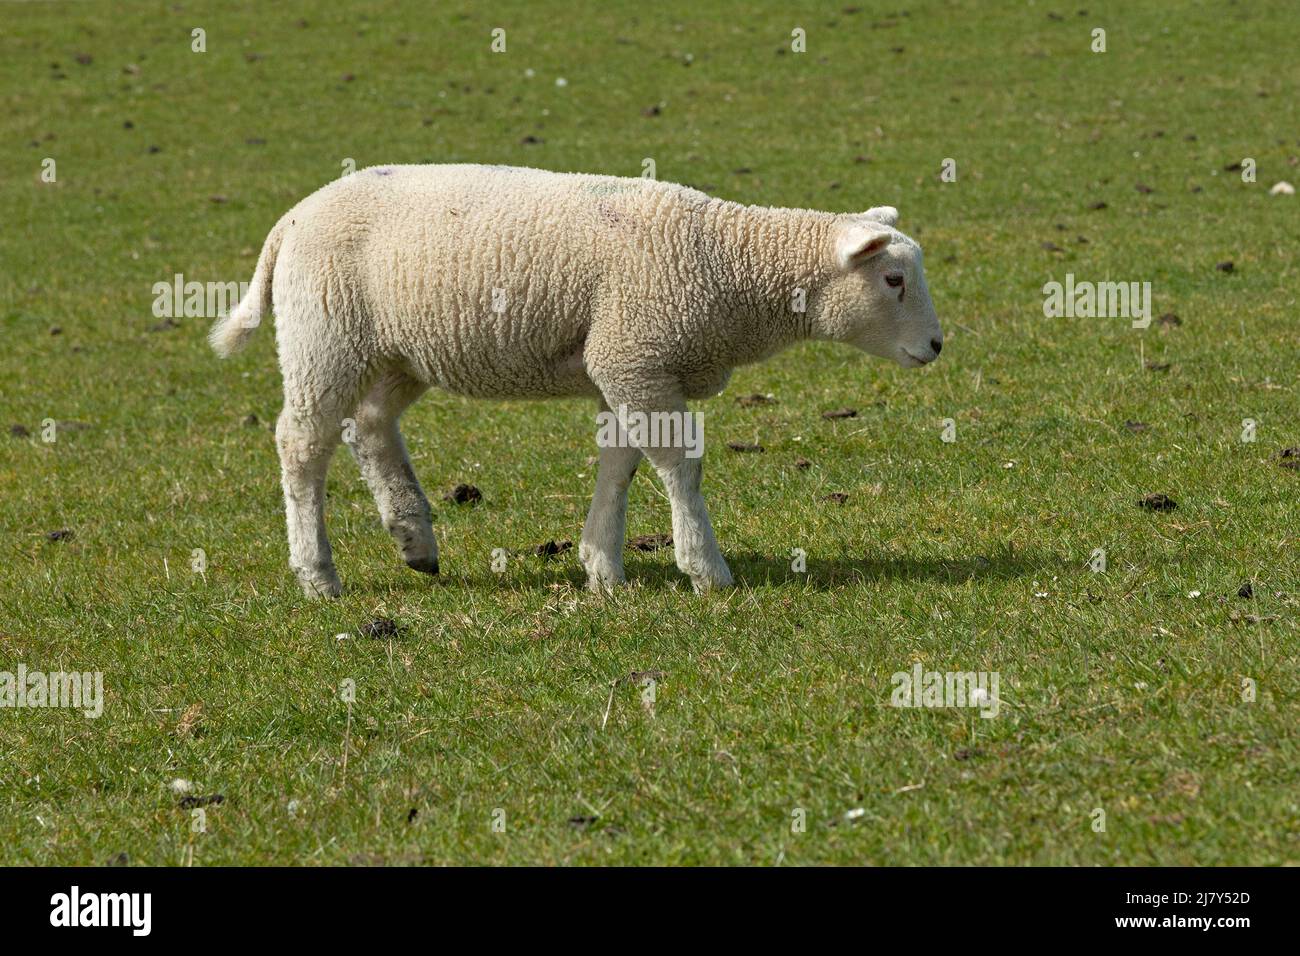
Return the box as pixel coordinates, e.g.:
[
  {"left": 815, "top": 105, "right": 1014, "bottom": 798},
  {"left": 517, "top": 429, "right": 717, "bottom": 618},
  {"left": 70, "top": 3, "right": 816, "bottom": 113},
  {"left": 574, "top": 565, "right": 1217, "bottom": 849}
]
[{"left": 885, "top": 274, "right": 904, "bottom": 288}]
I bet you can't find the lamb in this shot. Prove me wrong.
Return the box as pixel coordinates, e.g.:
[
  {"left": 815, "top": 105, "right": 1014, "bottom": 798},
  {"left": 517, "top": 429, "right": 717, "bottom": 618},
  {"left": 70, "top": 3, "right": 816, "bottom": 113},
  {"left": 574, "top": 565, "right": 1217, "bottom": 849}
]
[{"left": 208, "top": 164, "right": 943, "bottom": 597}]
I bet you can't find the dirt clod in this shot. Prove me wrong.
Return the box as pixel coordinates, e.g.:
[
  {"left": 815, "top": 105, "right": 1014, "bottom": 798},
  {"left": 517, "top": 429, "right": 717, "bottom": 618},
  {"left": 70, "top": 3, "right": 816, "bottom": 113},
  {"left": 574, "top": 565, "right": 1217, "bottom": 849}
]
[
  {"left": 821, "top": 492, "right": 849, "bottom": 505},
  {"left": 1137, "top": 493, "right": 1177, "bottom": 512},
  {"left": 359, "top": 617, "right": 400, "bottom": 638},
  {"left": 1237, "top": 581, "right": 1254, "bottom": 600},
  {"left": 533, "top": 539, "right": 572, "bottom": 558},
  {"left": 443, "top": 483, "right": 482, "bottom": 504},
  {"left": 45, "top": 529, "right": 73, "bottom": 541},
  {"left": 178, "top": 794, "right": 224, "bottom": 810},
  {"left": 726, "top": 441, "right": 764, "bottom": 453},
  {"left": 821, "top": 408, "right": 857, "bottom": 420},
  {"left": 736, "top": 393, "right": 775, "bottom": 407},
  {"left": 627, "top": 533, "right": 671, "bottom": 552}
]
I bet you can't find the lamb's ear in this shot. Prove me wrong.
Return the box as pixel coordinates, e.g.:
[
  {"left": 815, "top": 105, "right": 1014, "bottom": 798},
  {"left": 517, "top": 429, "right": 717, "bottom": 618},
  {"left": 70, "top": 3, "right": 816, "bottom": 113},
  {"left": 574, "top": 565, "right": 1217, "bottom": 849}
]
[
  {"left": 863, "top": 206, "right": 899, "bottom": 226},
  {"left": 834, "top": 222, "right": 892, "bottom": 270}
]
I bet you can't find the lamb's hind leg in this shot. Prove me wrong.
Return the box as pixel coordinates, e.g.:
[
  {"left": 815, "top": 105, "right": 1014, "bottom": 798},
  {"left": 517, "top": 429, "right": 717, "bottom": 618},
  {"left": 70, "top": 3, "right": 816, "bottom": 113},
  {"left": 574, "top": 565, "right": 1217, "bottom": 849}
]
[
  {"left": 277, "top": 400, "right": 350, "bottom": 599},
  {"left": 349, "top": 371, "right": 438, "bottom": 575}
]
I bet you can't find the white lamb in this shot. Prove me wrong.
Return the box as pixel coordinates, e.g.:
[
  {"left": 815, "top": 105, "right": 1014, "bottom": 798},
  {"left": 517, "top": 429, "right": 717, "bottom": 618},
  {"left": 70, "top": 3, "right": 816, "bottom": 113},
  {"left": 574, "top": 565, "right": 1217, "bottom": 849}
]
[{"left": 209, "top": 164, "right": 942, "bottom": 597}]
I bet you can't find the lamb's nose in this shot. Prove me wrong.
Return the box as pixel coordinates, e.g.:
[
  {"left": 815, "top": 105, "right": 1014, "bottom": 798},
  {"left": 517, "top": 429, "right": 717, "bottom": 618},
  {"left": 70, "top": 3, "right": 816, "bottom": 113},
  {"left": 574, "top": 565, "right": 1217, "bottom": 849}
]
[{"left": 930, "top": 337, "right": 943, "bottom": 355}]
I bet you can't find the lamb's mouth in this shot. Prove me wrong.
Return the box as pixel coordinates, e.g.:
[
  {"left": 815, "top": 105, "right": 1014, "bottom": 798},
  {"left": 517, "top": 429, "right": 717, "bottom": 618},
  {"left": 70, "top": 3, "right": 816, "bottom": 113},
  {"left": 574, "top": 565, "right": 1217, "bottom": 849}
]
[{"left": 898, "top": 348, "right": 931, "bottom": 367}]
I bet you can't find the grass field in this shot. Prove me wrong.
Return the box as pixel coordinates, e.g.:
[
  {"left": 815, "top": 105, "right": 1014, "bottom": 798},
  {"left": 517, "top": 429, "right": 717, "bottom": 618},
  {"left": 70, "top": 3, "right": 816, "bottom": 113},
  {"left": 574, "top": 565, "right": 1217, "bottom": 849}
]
[{"left": 2, "top": 0, "right": 1298, "bottom": 865}]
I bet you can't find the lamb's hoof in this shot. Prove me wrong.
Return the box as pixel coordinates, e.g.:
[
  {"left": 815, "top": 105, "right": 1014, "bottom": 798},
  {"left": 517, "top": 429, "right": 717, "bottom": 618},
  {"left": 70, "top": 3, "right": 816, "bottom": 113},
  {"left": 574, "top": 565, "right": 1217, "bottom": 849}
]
[
  {"left": 585, "top": 573, "right": 626, "bottom": 593},
  {"left": 298, "top": 573, "right": 342, "bottom": 599},
  {"left": 580, "top": 547, "right": 625, "bottom": 592},
  {"left": 405, "top": 555, "right": 440, "bottom": 576},
  {"left": 689, "top": 564, "right": 734, "bottom": 594}
]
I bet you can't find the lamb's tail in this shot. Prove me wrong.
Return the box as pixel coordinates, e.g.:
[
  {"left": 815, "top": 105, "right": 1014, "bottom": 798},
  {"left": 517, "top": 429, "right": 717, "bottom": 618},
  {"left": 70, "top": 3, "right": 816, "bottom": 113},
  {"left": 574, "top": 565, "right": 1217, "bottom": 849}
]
[{"left": 209, "top": 215, "right": 289, "bottom": 358}]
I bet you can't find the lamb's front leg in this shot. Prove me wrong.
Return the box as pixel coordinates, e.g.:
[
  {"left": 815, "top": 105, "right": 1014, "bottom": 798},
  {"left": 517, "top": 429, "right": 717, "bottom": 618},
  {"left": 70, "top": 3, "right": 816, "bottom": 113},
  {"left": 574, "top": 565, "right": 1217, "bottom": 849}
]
[
  {"left": 580, "top": 432, "right": 642, "bottom": 592},
  {"left": 646, "top": 449, "right": 734, "bottom": 593},
  {"left": 600, "top": 392, "right": 731, "bottom": 592}
]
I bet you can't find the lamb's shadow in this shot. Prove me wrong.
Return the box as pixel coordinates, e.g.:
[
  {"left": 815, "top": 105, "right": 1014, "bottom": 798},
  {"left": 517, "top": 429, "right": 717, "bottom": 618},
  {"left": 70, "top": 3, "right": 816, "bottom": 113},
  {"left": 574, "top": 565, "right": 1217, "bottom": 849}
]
[
  {"left": 722, "top": 549, "right": 1061, "bottom": 590},
  {"left": 392, "top": 546, "right": 1064, "bottom": 593}
]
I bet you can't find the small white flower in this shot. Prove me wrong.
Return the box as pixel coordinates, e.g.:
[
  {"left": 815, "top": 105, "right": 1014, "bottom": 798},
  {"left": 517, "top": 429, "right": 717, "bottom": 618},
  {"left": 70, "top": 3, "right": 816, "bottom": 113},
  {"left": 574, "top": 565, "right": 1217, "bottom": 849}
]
[
  {"left": 524, "top": 68, "right": 535, "bottom": 78},
  {"left": 1187, "top": 590, "right": 1201, "bottom": 599},
  {"left": 845, "top": 807, "right": 865, "bottom": 821},
  {"left": 334, "top": 632, "right": 350, "bottom": 642},
  {"left": 170, "top": 778, "right": 193, "bottom": 795},
  {"left": 1135, "top": 681, "right": 1148, "bottom": 691},
  {"left": 555, "top": 77, "right": 568, "bottom": 87}
]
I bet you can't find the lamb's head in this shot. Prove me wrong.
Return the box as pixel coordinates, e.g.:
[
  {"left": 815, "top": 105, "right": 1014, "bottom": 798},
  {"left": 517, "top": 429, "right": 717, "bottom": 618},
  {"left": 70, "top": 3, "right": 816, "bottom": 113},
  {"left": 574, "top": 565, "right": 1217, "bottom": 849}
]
[{"left": 818, "top": 207, "right": 943, "bottom": 367}]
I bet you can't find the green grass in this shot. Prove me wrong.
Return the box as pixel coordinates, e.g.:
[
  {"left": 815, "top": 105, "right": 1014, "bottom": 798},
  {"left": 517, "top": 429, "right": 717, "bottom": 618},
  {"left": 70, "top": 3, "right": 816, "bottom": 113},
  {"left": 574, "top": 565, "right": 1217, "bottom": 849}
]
[{"left": 1, "top": 0, "right": 1298, "bottom": 865}]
